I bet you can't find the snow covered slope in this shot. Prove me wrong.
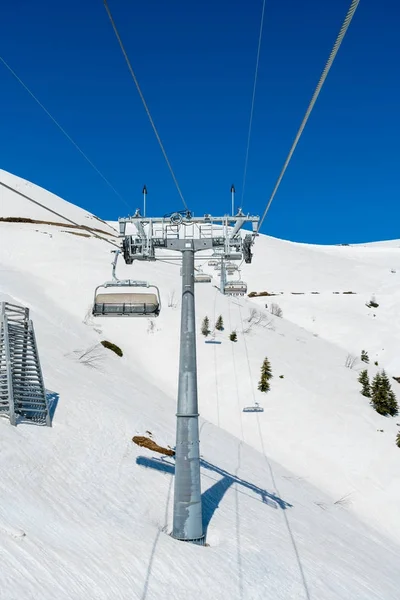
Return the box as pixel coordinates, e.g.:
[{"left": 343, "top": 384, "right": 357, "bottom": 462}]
[
  {"left": 243, "top": 236, "right": 400, "bottom": 372},
  {"left": 0, "top": 170, "right": 399, "bottom": 599}
]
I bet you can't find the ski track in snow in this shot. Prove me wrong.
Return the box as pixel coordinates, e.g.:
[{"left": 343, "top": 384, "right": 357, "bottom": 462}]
[{"left": 0, "top": 169, "right": 399, "bottom": 599}]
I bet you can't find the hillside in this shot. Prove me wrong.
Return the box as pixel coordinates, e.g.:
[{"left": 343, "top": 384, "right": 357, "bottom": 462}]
[
  {"left": 0, "top": 169, "right": 117, "bottom": 236},
  {"left": 0, "top": 169, "right": 399, "bottom": 599}
]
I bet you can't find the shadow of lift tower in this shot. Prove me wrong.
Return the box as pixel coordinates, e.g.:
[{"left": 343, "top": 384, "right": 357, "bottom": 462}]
[{"left": 119, "top": 209, "right": 259, "bottom": 544}]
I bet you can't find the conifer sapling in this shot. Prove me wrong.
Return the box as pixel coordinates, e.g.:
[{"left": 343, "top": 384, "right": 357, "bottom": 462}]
[
  {"left": 358, "top": 369, "right": 371, "bottom": 397},
  {"left": 258, "top": 357, "right": 273, "bottom": 393},
  {"left": 201, "top": 316, "right": 211, "bottom": 337},
  {"left": 215, "top": 315, "right": 224, "bottom": 331}
]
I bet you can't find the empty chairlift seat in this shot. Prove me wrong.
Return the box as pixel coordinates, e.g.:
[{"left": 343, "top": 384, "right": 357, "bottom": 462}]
[
  {"left": 92, "top": 280, "right": 161, "bottom": 317},
  {"left": 92, "top": 250, "right": 161, "bottom": 318},
  {"left": 93, "top": 292, "right": 159, "bottom": 316},
  {"left": 224, "top": 280, "right": 248, "bottom": 296},
  {"left": 243, "top": 404, "right": 264, "bottom": 413},
  {"left": 226, "top": 262, "right": 238, "bottom": 273},
  {"left": 194, "top": 273, "right": 212, "bottom": 283}
]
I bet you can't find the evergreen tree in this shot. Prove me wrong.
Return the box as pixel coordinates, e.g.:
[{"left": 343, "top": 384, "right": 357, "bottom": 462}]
[
  {"left": 370, "top": 372, "right": 382, "bottom": 405},
  {"left": 361, "top": 350, "right": 369, "bottom": 363},
  {"left": 215, "top": 315, "right": 224, "bottom": 331},
  {"left": 396, "top": 432, "right": 400, "bottom": 448},
  {"left": 370, "top": 370, "right": 399, "bottom": 416},
  {"left": 380, "top": 370, "right": 398, "bottom": 416},
  {"left": 258, "top": 357, "right": 273, "bottom": 393},
  {"left": 201, "top": 316, "right": 211, "bottom": 337},
  {"left": 358, "top": 369, "right": 371, "bottom": 397},
  {"left": 229, "top": 331, "right": 237, "bottom": 342},
  {"left": 380, "top": 370, "right": 391, "bottom": 392}
]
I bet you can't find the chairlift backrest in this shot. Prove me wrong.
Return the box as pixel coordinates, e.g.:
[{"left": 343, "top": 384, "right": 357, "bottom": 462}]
[
  {"left": 226, "top": 262, "right": 238, "bottom": 271},
  {"left": 195, "top": 274, "right": 212, "bottom": 283},
  {"left": 93, "top": 282, "right": 161, "bottom": 317},
  {"left": 243, "top": 405, "right": 264, "bottom": 413},
  {"left": 224, "top": 280, "right": 247, "bottom": 296}
]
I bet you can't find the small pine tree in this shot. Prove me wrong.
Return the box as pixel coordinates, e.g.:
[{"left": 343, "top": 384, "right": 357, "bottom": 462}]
[
  {"left": 361, "top": 350, "right": 369, "bottom": 363},
  {"left": 215, "top": 315, "right": 224, "bottom": 331},
  {"left": 370, "top": 370, "right": 399, "bottom": 416},
  {"left": 396, "top": 432, "right": 400, "bottom": 448},
  {"left": 380, "top": 371, "right": 398, "bottom": 416},
  {"left": 379, "top": 370, "right": 391, "bottom": 392},
  {"left": 201, "top": 316, "right": 211, "bottom": 337},
  {"left": 358, "top": 369, "right": 371, "bottom": 397},
  {"left": 229, "top": 331, "right": 237, "bottom": 342},
  {"left": 258, "top": 357, "right": 273, "bottom": 393}
]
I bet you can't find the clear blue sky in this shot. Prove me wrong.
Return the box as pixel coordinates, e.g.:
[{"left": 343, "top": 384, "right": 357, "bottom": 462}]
[{"left": 1, "top": 0, "right": 399, "bottom": 244}]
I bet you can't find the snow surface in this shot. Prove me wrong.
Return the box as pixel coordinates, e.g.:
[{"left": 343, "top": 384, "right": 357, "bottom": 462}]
[{"left": 0, "top": 169, "right": 399, "bottom": 599}]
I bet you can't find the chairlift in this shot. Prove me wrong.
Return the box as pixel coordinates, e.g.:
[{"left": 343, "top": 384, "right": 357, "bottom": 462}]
[
  {"left": 243, "top": 403, "right": 264, "bottom": 413},
  {"left": 224, "top": 278, "right": 248, "bottom": 296},
  {"left": 205, "top": 338, "right": 222, "bottom": 344},
  {"left": 92, "top": 251, "right": 161, "bottom": 317},
  {"left": 226, "top": 262, "right": 238, "bottom": 272},
  {"left": 195, "top": 273, "right": 212, "bottom": 283},
  {"left": 208, "top": 259, "right": 218, "bottom": 267}
]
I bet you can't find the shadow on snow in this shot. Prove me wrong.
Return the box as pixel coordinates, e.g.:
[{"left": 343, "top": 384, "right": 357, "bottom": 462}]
[{"left": 136, "top": 455, "right": 292, "bottom": 535}]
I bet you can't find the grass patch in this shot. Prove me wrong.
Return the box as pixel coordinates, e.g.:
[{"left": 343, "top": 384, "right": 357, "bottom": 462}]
[
  {"left": 101, "top": 340, "right": 123, "bottom": 357},
  {"left": 248, "top": 291, "right": 277, "bottom": 298},
  {"left": 132, "top": 436, "right": 175, "bottom": 456}
]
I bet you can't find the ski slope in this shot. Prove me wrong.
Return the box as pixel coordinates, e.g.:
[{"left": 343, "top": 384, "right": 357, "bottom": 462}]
[{"left": 0, "top": 170, "right": 399, "bottom": 599}]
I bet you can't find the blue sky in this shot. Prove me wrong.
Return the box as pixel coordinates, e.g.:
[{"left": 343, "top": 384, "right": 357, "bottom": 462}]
[{"left": 1, "top": 0, "right": 399, "bottom": 244}]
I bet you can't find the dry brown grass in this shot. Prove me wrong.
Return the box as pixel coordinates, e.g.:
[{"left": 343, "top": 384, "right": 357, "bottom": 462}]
[
  {"left": 248, "top": 291, "right": 278, "bottom": 298},
  {"left": 0, "top": 216, "right": 116, "bottom": 237},
  {"left": 132, "top": 436, "right": 175, "bottom": 456}
]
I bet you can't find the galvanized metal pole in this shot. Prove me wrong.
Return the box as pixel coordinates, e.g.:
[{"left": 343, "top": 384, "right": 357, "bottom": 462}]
[
  {"left": 220, "top": 257, "right": 226, "bottom": 295},
  {"left": 142, "top": 185, "right": 147, "bottom": 217},
  {"left": 231, "top": 184, "right": 235, "bottom": 216},
  {"left": 172, "top": 242, "right": 204, "bottom": 544}
]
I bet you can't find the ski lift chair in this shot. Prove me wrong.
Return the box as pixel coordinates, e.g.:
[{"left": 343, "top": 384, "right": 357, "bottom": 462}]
[
  {"left": 93, "top": 281, "right": 161, "bottom": 317},
  {"left": 208, "top": 259, "right": 218, "bottom": 267},
  {"left": 226, "top": 262, "right": 238, "bottom": 274},
  {"left": 224, "top": 280, "right": 248, "bottom": 296},
  {"left": 243, "top": 403, "right": 264, "bottom": 413},
  {"left": 195, "top": 273, "right": 212, "bottom": 283},
  {"left": 92, "top": 251, "right": 161, "bottom": 317}
]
